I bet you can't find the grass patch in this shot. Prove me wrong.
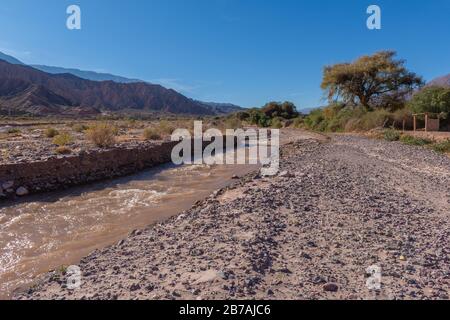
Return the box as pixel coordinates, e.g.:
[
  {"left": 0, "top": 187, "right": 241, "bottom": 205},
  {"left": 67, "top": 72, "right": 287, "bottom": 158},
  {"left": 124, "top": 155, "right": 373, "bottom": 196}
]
[
  {"left": 432, "top": 140, "right": 450, "bottom": 153},
  {"left": 383, "top": 129, "right": 400, "bottom": 141},
  {"left": 400, "top": 135, "right": 433, "bottom": 146}
]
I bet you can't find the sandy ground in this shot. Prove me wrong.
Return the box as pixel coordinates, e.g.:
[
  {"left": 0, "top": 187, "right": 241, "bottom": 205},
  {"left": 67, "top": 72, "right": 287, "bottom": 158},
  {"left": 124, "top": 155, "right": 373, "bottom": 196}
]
[{"left": 15, "top": 131, "right": 450, "bottom": 300}]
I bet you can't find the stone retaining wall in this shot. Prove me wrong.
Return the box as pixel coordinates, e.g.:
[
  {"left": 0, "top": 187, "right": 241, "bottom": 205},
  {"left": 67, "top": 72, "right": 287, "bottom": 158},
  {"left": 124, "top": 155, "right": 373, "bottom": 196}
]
[
  {"left": 0, "top": 141, "right": 181, "bottom": 200},
  {"left": 0, "top": 137, "right": 239, "bottom": 201}
]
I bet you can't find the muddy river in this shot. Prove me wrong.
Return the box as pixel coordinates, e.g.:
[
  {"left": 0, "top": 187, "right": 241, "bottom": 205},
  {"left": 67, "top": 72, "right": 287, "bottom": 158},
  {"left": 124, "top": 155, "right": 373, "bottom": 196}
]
[{"left": 0, "top": 158, "right": 259, "bottom": 299}]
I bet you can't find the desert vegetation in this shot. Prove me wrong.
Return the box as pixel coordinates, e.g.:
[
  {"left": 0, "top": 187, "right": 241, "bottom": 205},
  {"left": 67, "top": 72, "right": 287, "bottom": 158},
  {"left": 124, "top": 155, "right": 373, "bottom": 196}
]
[
  {"left": 298, "top": 51, "right": 449, "bottom": 134},
  {"left": 85, "top": 123, "right": 118, "bottom": 148}
]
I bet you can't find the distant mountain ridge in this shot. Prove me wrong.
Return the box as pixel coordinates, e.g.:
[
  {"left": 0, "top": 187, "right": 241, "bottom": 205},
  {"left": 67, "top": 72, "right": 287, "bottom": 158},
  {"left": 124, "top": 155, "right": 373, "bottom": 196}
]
[
  {"left": 31, "top": 65, "right": 142, "bottom": 84},
  {"left": 0, "top": 52, "right": 25, "bottom": 65},
  {"left": 0, "top": 51, "right": 243, "bottom": 116},
  {"left": 0, "top": 60, "right": 214, "bottom": 116},
  {"left": 195, "top": 101, "right": 243, "bottom": 114},
  {"left": 427, "top": 74, "right": 450, "bottom": 87}
]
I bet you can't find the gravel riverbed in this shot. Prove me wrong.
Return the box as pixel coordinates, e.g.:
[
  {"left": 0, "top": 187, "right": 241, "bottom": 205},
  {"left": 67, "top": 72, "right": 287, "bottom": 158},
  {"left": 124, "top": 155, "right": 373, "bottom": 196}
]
[{"left": 15, "top": 134, "right": 450, "bottom": 300}]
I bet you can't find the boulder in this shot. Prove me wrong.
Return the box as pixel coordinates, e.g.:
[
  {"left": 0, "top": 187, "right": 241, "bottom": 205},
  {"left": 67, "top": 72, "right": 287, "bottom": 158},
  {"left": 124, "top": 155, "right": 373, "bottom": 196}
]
[
  {"left": 2, "top": 181, "right": 14, "bottom": 190},
  {"left": 16, "top": 187, "right": 29, "bottom": 197}
]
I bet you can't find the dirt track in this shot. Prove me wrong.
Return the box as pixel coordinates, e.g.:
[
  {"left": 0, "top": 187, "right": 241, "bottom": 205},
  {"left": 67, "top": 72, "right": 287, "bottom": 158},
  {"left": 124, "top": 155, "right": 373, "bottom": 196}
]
[{"left": 16, "top": 132, "right": 450, "bottom": 300}]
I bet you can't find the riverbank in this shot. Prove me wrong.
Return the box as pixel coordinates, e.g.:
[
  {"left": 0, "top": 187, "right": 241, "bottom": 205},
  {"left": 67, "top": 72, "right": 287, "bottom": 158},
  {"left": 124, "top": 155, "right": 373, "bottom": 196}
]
[{"left": 15, "top": 132, "right": 450, "bottom": 300}]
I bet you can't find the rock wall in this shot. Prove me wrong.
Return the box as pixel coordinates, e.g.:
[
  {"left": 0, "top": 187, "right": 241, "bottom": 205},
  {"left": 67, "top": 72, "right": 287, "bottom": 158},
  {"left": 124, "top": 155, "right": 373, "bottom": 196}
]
[
  {"left": 0, "top": 141, "right": 180, "bottom": 200},
  {"left": 0, "top": 137, "right": 238, "bottom": 201}
]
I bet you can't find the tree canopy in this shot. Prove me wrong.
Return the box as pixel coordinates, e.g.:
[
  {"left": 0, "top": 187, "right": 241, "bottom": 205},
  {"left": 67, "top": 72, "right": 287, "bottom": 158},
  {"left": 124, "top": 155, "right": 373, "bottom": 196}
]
[
  {"left": 408, "top": 86, "right": 450, "bottom": 115},
  {"left": 261, "top": 101, "right": 299, "bottom": 119},
  {"left": 321, "top": 51, "right": 423, "bottom": 110}
]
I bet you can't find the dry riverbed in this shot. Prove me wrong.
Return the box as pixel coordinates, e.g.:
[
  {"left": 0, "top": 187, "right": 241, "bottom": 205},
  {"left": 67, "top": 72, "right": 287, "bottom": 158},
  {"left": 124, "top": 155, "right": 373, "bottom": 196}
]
[{"left": 14, "top": 133, "right": 450, "bottom": 300}]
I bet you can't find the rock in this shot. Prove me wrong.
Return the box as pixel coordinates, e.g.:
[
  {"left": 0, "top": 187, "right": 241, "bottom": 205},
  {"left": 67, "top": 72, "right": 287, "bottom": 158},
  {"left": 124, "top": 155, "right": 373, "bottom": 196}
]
[
  {"left": 231, "top": 175, "right": 240, "bottom": 180},
  {"left": 130, "top": 284, "right": 141, "bottom": 291},
  {"left": 16, "top": 187, "right": 29, "bottom": 196},
  {"left": 2, "top": 181, "right": 14, "bottom": 190},
  {"left": 323, "top": 283, "right": 339, "bottom": 292},
  {"left": 278, "top": 171, "right": 294, "bottom": 178}
]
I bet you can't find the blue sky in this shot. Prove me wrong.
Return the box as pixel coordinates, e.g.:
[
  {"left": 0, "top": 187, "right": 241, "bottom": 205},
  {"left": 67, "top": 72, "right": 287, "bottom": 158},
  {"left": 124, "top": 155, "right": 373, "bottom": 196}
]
[{"left": 0, "top": 0, "right": 449, "bottom": 109}]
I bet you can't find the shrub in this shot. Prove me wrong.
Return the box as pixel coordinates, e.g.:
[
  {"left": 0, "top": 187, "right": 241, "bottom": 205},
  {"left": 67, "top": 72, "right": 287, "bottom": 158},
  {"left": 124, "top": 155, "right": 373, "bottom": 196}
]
[
  {"left": 432, "top": 140, "right": 450, "bottom": 153},
  {"left": 86, "top": 123, "right": 117, "bottom": 148},
  {"left": 53, "top": 133, "right": 74, "bottom": 146},
  {"left": 304, "top": 109, "right": 325, "bottom": 130},
  {"left": 383, "top": 129, "right": 401, "bottom": 141},
  {"left": 224, "top": 117, "right": 243, "bottom": 130},
  {"left": 271, "top": 117, "right": 283, "bottom": 129},
  {"left": 158, "top": 120, "right": 175, "bottom": 135},
  {"left": 143, "top": 128, "right": 162, "bottom": 140},
  {"left": 6, "top": 128, "right": 21, "bottom": 134},
  {"left": 359, "top": 109, "right": 391, "bottom": 131},
  {"left": 292, "top": 117, "right": 304, "bottom": 128},
  {"left": 400, "top": 135, "right": 433, "bottom": 146},
  {"left": 55, "top": 146, "right": 72, "bottom": 155},
  {"left": 72, "top": 124, "right": 89, "bottom": 133},
  {"left": 45, "top": 128, "right": 59, "bottom": 138}
]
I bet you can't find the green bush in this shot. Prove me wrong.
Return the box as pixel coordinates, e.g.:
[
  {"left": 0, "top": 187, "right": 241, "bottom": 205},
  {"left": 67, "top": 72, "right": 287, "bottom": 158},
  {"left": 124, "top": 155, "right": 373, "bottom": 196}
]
[
  {"left": 383, "top": 129, "right": 401, "bottom": 141},
  {"left": 408, "top": 86, "right": 450, "bottom": 115},
  {"left": 45, "top": 128, "right": 59, "bottom": 138},
  {"left": 291, "top": 117, "right": 304, "bottom": 128},
  {"left": 271, "top": 117, "right": 283, "bottom": 129},
  {"left": 304, "top": 108, "right": 325, "bottom": 130},
  {"left": 53, "top": 133, "right": 74, "bottom": 146},
  {"left": 432, "top": 140, "right": 450, "bottom": 153},
  {"left": 400, "top": 135, "right": 433, "bottom": 146}
]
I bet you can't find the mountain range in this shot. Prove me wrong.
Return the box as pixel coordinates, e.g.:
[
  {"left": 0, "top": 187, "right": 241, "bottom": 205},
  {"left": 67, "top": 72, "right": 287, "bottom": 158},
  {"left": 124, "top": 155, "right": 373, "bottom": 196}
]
[
  {"left": 0, "top": 51, "right": 242, "bottom": 117},
  {"left": 427, "top": 74, "right": 450, "bottom": 88}
]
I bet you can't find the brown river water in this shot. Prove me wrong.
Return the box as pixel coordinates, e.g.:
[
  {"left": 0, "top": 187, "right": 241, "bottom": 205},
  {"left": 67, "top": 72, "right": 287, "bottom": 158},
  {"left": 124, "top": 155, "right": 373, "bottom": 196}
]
[{"left": 0, "top": 158, "right": 259, "bottom": 299}]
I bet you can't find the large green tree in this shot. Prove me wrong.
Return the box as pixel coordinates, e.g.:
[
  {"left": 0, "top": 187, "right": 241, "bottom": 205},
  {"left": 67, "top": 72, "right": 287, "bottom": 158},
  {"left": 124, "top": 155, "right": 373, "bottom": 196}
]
[
  {"left": 408, "top": 86, "right": 450, "bottom": 115},
  {"left": 321, "top": 51, "right": 423, "bottom": 110}
]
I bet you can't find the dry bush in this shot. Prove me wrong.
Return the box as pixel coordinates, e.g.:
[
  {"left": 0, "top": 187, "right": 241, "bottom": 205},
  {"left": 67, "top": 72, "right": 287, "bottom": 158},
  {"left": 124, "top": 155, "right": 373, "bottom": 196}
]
[
  {"left": 143, "top": 128, "right": 162, "bottom": 141},
  {"left": 158, "top": 120, "right": 175, "bottom": 135},
  {"left": 72, "top": 124, "right": 89, "bottom": 133},
  {"left": 53, "top": 132, "right": 74, "bottom": 146},
  {"left": 6, "top": 128, "right": 21, "bottom": 135},
  {"left": 86, "top": 123, "right": 117, "bottom": 148},
  {"left": 45, "top": 128, "right": 59, "bottom": 138},
  {"left": 55, "top": 146, "right": 72, "bottom": 155}
]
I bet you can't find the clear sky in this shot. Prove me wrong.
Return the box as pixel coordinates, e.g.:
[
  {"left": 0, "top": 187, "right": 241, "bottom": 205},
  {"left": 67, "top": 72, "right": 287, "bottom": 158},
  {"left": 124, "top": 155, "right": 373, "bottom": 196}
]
[{"left": 0, "top": 0, "right": 449, "bottom": 109}]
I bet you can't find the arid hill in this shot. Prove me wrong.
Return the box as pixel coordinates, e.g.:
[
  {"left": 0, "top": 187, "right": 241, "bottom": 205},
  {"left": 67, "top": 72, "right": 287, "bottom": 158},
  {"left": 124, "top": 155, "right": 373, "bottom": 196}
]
[
  {"left": 428, "top": 74, "right": 450, "bottom": 87},
  {"left": 0, "top": 60, "right": 214, "bottom": 117}
]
